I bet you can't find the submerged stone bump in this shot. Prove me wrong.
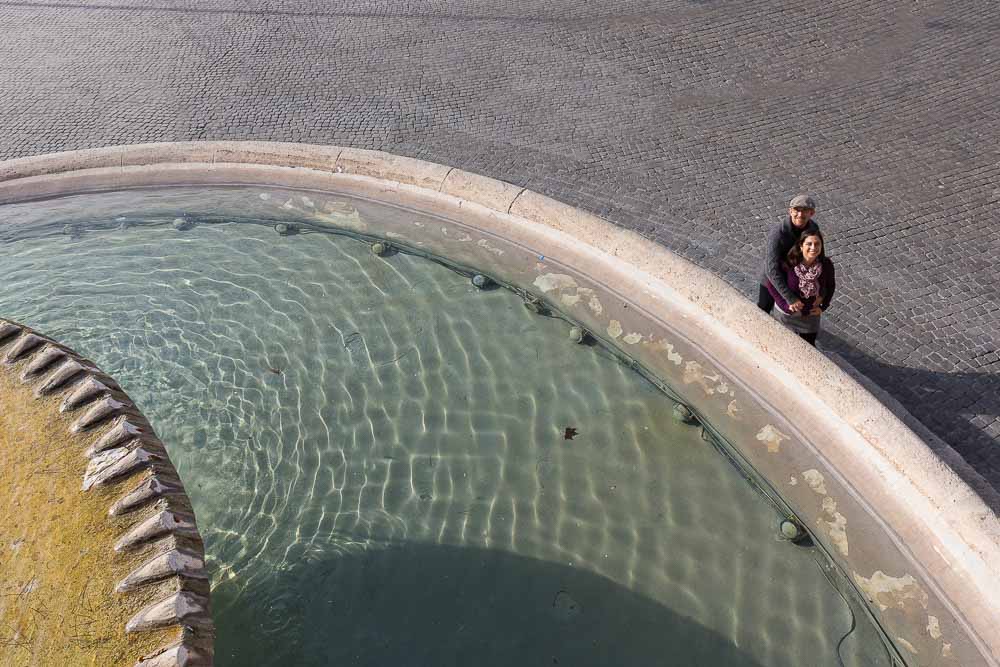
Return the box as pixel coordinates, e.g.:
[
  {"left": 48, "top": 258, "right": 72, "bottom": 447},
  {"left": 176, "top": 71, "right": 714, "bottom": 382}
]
[
  {"left": 20, "top": 344, "right": 67, "bottom": 379},
  {"left": 135, "top": 643, "right": 211, "bottom": 667},
  {"left": 117, "top": 549, "right": 208, "bottom": 592},
  {"left": 780, "top": 519, "right": 801, "bottom": 540},
  {"left": 471, "top": 274, "right": 489, "bottom": 289},
  {"left": 71, "top": 395, "right": 129, "bottom": 432},
  {"left": 88, "top": 417, "right": 145, "bottom": 457},
  {"left": 371, "top": 241, "right": 388, "bottom": 256},
  {"left": 126, "top": 591, "right": 211, "bottom": 633},
  {"left": 172, "top": 217, "right": 194, "bottom": 231},
  {"left": 0, "top": 320, "right": 21, "bottom": 344},
  {"left": 672, "top": 403, "right": 699, "bottom": 425},
  {"left": 115, "top": 510, "right": 198, "bottom": 552},
  {"left": 2, "top": 332, "right": 46, "bottom": 364},
  {"left": 34, "top": 358, "right": 92, "bottom": 396},
  {"left": 275, "top": 222, "right": 299, "bottom": 236},
  {"left": 111, "top": 475, "right": 184, "bottom": 516},
  {"left": 60, "top": 375, "right": 112, "bottom": 412},
  {"left": 569, "top": 326, "right": 586, "bottom": 344},
  {"left": 83, "top": 446, "right": 163, "bottom": 491},
  {"left": 780, "top": 518, "right": 809, "bottom": 543}
]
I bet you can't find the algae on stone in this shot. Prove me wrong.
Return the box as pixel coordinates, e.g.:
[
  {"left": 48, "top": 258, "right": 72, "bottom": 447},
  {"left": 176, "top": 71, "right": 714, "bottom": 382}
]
[{"left": 0, "top": 371, "right": 177, "bottom": 666}]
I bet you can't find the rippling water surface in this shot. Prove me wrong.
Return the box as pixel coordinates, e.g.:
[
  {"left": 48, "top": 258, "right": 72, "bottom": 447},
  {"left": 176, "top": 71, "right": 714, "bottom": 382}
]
[{"left": 0, "top": 188, "right": 889, "bottom": 666}]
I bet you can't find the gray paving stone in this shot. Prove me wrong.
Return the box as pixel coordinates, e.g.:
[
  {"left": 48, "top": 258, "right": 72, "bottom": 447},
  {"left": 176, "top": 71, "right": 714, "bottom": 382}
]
[{"left": 0, "top": 0, "right": 997, "bottom": 510}]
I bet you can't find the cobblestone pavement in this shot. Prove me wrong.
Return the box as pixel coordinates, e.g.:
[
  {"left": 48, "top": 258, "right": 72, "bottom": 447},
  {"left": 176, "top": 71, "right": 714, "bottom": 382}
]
[{"left": 1, "top": 1, "right": 998, "bottom": 508}]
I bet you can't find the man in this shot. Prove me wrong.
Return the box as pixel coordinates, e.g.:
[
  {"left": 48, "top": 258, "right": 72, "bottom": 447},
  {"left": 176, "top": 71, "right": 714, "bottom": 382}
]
[{"left": 758, "top": 194, "right": 819, "bottom": 315}]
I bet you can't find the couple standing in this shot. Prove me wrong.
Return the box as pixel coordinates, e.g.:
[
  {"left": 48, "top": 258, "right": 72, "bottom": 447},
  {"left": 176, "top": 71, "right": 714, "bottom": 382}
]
[{"left": 757, "top": 194, "right": 836, "bottom": 347}]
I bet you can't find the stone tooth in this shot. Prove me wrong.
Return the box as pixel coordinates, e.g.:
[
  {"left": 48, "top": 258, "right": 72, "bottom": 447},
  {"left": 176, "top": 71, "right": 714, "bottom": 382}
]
[
  {"left": 87, "top": 446, "right": 131, "bottom": 480},
  {"left": 88, "top": 418, "right": 145, "bottom": 457},
  {"left": 125, "top": 592, "right": 211, "bottom": 633},
  {"left": 117, "top": 549, "right": 207, "bottom": 592},
  {"left": 115, "top": 510, "right": 198, "bottom": 552},
  {"left": 3, "top": 333, "right": 46, "bottom": 364},
  {"left": 83, "top": 446, "right": 161, "bottom": 491},
  {"left": 111, "top": 475, "right": 183, "bottom": 515},
  {"left": 20, "top": 344, "right": 66, "bottom": 379},
  {"left": 60, "top": 375, "right": 112, "bottom": 412},
  {"left": 71, "top": 395, "right": 128, "bottom": 432},
  {"left": 0, "top": 321, "right": 20, "bottom": 344},
  {"left": 135, "top": 644, "right": 210, "bottom": 667},
  {"left": 34, "top": 359, "right": 91, "bottom": 396}
]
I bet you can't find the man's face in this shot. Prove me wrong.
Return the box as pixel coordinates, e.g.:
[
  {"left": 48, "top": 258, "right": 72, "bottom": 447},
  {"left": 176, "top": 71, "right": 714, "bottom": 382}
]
[{"left": 789, "top": 207, "right": 814, "bottom": 229}]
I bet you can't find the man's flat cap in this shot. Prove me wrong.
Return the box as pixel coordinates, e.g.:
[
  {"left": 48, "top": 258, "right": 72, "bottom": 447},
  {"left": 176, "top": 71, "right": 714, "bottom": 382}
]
[{"left": 789, "top": 194, "right": 817, "bottom": 209}]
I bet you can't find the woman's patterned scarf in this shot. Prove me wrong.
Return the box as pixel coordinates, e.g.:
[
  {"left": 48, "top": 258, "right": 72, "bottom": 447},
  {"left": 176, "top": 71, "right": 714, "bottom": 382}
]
[{"left": 794, "top": 261, "right": 823, "bottom": 300}]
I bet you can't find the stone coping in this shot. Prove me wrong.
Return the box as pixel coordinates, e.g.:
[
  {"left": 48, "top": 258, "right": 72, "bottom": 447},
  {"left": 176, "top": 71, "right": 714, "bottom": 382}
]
[
  {"left": 0, "top": 319, "right": 213, "bottom": 666},
  {"left": 0, "top": 141, "right": 998, "bottom": 666}
]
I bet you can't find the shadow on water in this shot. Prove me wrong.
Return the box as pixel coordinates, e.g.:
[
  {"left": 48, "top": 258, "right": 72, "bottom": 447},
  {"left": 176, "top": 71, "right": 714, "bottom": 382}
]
[{"left": 212, "top": 542, "right": 767, "bottom": 667}]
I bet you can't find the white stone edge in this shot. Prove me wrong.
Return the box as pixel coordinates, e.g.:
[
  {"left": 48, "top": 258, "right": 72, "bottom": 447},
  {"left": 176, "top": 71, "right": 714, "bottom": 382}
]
[{"left": 1, "top": 141, "right": 998, "bottom": 665}]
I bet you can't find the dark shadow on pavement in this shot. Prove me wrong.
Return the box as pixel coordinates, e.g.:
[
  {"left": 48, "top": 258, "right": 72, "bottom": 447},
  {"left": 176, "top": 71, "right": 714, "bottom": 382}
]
[{"left": 820, "top": 331, "right": 1000, "bottom": 515}]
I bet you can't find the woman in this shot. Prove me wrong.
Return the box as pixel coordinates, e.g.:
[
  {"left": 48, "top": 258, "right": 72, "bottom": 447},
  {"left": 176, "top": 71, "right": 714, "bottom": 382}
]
[{"left": 765, "top": 230, "right": 835, "bottom": 346}]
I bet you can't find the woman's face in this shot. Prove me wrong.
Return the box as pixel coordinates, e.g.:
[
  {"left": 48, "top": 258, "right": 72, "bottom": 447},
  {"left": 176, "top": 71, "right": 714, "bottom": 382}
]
[{"left": 801, "top": 235, "right": 822, "bottom": 263}]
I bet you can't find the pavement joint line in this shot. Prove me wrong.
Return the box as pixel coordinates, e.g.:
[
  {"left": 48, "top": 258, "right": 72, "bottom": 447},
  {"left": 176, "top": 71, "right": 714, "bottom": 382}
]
[
  {"left": 438, "top": 166, "right": 455, "bottom": 192},
  {"left": 507, "top": 186, "right": 527, "bottom": 214}
]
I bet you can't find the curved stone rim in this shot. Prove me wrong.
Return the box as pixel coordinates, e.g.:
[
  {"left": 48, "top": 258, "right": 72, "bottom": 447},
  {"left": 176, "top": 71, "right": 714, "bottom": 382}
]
[
  {"left": 0, "top": 318, "right": 213, "bottom": 666},
  {"left": 0, "top": 141, "right": 997, "bottom": 666}
]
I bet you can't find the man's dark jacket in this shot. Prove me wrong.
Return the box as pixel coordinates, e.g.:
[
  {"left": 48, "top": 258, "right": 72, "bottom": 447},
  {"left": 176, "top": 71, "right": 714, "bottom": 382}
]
[{"left": 760, "top": 217, "right": 820, "bottom": 304}]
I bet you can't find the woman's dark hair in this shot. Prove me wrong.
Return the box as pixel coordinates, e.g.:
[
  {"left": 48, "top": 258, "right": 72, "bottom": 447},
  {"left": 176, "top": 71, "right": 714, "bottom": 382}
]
[{"left": 787, "top": 230, "right": 826, "bottom": 266}]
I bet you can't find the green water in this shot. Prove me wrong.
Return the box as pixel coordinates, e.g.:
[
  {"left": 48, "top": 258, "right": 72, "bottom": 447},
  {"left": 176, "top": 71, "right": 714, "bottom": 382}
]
[{"left": 0, "top": 188, "right": 890, "bottom": 666}]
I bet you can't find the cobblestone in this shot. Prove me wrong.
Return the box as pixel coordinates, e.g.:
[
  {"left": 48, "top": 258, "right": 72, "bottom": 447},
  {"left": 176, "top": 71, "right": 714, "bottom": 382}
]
[{"left": 1, "top": 0, "right": 997, "bottom": 508}]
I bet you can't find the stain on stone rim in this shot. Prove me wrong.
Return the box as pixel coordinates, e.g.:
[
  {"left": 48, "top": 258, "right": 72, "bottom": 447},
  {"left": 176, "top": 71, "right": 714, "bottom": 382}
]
[{"left": 0, "top": 317, "right": 213, "bottom": 666}]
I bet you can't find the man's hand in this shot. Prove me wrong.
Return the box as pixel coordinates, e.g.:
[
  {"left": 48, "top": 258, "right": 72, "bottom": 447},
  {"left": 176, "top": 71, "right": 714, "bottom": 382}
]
[
  {"left": 789, "top": 300, "right": 805, "bottom": 313},
  {"left": 809, "top": 306, "right": 823, "bottom": 317}
]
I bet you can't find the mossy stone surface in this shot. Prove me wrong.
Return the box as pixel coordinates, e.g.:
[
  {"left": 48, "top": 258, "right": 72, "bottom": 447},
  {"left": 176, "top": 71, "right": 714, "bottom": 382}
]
[{"left": 0, "top": 369, "right": 177, "bottom": 666}]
